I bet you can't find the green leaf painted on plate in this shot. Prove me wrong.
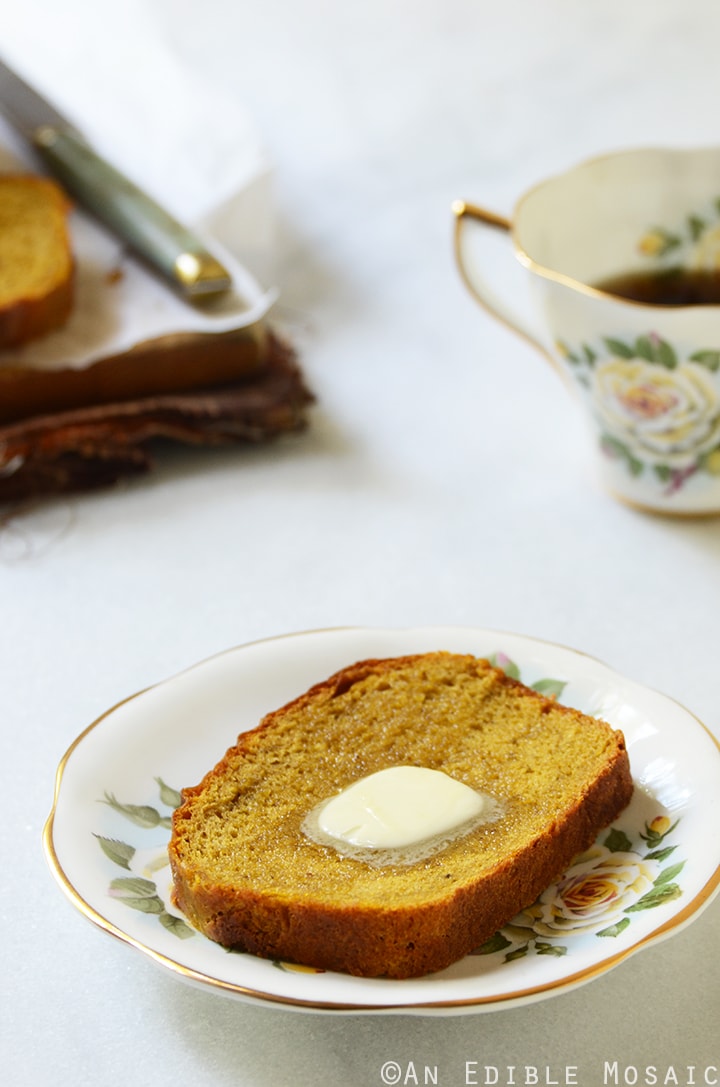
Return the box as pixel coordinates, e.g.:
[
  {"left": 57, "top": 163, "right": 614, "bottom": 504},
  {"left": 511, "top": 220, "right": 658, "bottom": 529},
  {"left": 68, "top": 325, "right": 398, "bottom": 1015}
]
[
  {"left": 109, "top": 876, "right": 158, "bottom": 898},
  {"left": 644, "top": 845, "right": 678, "bottom": 862},
  {"left": 121, "top": 895, "right": 166, "bottom": 915},
  {"left": 155, "top": 777, "right": 183, "bottom": 809},
  {"left": 474, "top": 931, "right": 512, "bottom": 956},
  {"left": 531, "top": 678, "right": 567, "bottom": 699},
  {"left": 603, "top": 827, "right": 633, "bottom": 854},
  {"left": 535, "top": 941, "right": 567, "bottom": 958},
  {"left": 504, "top": 945, "right": 530, "bottom": 962},
  {"left": 625, "top": 883, "right": 683, "bottom": 912},
  {"left": 109, "top": 877, "right": 166, "bottom": 914},
  {"left": 488, "top": 653, "right": 520, "bottom": 680},
  {"left": 101, "top": 791, "right": 162, "bottom": 828},
  {"left": 94, "top": 835, "right": 135, "bottom": 870},
  {"left": 596, "top": 917, "right": 631, "bottom": 938},
  {"left": 655, "top": 861, "right": 686, "bottom": 886},
  {"left": 97, "top": 780, "right": 198, "bottom": 937},
  {"left": 159, "top": 912, "right": 195, "bottom": 939}
]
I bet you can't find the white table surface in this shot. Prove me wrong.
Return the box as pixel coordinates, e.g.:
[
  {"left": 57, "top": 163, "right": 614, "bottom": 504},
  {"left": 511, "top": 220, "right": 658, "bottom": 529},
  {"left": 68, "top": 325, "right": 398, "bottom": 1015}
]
[{"left": 3, "top": 1, "right": 720, "bottom": 1084}]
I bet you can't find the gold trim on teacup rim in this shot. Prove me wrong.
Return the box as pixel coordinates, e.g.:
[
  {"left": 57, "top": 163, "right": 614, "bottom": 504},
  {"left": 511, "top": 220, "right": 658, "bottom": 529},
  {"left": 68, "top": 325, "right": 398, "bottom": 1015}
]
[{"left": 455, "top": 145, "right": 720, "bottom": 312}]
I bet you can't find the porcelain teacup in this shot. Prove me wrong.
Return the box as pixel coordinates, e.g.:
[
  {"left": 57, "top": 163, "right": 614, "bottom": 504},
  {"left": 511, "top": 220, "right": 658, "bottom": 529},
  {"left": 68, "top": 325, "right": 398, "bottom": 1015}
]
[{"left": 454, "top": 147, "right": 720, "bottom": 515}]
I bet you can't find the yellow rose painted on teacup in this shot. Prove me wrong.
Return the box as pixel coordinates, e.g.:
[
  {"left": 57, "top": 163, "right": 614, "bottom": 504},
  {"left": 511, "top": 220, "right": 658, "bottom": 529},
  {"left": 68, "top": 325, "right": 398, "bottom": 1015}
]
[
  {"left": 510, "top": 845, "right": 660, "bottom": 939},
  {"left": 559, "top": 331, "right": 720, "bottom": 492},
  {"left": 637, "top": 202, "right": 720, "bottom": 266},
  {"left": 592, "top": 354, "right": 720, "bottom": 469},
  {"left": 637, "top": 227, "right": 681, "bottom": 259}
]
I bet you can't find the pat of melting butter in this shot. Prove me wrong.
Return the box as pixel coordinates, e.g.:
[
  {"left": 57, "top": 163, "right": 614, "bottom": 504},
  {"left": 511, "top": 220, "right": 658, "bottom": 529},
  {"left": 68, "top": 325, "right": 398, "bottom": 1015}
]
[{"left": 316, "top": 765, "right": 486, "bottom": 849}]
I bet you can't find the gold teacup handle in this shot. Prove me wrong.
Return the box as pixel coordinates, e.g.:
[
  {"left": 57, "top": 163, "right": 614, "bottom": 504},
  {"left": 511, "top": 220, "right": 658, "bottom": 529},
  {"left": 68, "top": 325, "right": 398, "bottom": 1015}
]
[{"left": 452, "top": 199, "right": 552, "bottom": 362}]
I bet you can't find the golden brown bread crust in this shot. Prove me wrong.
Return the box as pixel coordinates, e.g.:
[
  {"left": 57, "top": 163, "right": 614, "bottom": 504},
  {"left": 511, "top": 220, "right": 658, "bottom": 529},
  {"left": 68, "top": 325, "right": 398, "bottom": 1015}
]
[
  {"left": 0, "top": 332, "right": 312, "bottom": 501},
  {"left": 169, "top": 653, "right": 633, "bottom": 978},
  {"left": 0, "top": 276, "right": 74, "bottom": 349},
  {"left": 0, "top": 323, "right": 265, "bottom": 426},
  {"left": 0, "top": 175, "right": 74, "bottom": 349}
]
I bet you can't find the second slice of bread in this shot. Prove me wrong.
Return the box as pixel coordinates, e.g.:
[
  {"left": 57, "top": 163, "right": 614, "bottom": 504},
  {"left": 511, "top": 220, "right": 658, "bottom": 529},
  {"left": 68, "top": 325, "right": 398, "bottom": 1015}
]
[
  {"left": 0, "top": 174, "right": 74, "bottom": 349},
  {"left": 169, "top": 652, "right": 633, "bottom": 978}
]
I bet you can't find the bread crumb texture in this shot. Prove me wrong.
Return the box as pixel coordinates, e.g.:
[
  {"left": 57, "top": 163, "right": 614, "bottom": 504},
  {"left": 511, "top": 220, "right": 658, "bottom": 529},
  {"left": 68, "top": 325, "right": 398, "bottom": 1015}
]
[
  {"left": 0, "top": 174, "right": 74, "bottom": 348},
  {"left": 169, "top": 652, "right": 633, "bottom": 977}
]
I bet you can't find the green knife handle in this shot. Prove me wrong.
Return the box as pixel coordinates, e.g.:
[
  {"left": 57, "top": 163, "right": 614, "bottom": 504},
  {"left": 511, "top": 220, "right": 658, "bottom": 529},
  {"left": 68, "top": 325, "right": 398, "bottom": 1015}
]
[{"left": 33, "top": 126, "right": 231, "bottom": 296}]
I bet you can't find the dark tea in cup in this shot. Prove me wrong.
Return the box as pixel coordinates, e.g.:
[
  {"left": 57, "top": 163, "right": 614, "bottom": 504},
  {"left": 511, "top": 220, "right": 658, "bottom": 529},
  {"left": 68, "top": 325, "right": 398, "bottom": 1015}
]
[{"left": 596, "top": 268, "right": 720, "bottom": 306}]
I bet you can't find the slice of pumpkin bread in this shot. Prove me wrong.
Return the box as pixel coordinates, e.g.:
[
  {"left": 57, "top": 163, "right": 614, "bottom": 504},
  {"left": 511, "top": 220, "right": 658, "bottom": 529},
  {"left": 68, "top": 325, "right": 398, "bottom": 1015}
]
[
  {"left": 169, "top": 652, "right": 633, "bottom": 978},
  {"left": 0, "top": 175, "right": 74, "bottom": 348}
]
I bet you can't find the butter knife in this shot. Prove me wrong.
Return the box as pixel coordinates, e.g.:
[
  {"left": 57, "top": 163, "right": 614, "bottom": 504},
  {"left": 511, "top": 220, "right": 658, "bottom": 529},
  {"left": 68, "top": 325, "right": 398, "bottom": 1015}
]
[{"left": 0, "top": 57, "right": 232, "bottom": 298}]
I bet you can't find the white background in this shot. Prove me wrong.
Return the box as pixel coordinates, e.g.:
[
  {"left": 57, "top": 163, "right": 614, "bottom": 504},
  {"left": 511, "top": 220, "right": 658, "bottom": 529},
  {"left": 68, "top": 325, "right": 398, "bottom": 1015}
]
[{"left": 2, "top": 2, "right": 719, "bottom": 1084}]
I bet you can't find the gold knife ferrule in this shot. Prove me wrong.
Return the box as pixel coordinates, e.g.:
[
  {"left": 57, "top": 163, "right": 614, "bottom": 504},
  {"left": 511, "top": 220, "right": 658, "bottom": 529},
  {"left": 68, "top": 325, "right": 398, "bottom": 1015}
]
[
  {"left": 174, "top": 252, "right": 233, "bottom": 296},
  {"left": 33, "top": 124, "right": 63, "bottom": 149}
]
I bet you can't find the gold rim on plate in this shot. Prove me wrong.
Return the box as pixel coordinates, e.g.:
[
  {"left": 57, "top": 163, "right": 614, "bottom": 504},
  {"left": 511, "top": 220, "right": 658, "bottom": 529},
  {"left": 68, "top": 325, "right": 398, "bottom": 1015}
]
[{"left": 42, "top": 626, "right": 720, "bottom": 1013}]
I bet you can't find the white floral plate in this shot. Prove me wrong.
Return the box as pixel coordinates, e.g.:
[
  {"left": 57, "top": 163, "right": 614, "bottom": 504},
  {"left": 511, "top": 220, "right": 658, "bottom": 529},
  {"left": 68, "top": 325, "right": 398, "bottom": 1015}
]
[{"left": 43, "top": 626, "right": 720, "bottom": 1016}]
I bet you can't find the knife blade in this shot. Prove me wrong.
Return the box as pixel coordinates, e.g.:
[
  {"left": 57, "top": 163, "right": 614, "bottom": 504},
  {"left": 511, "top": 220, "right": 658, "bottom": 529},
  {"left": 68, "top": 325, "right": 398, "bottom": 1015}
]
[{"left": 0, "top": 57, "right": 232, "bottom": 298}]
